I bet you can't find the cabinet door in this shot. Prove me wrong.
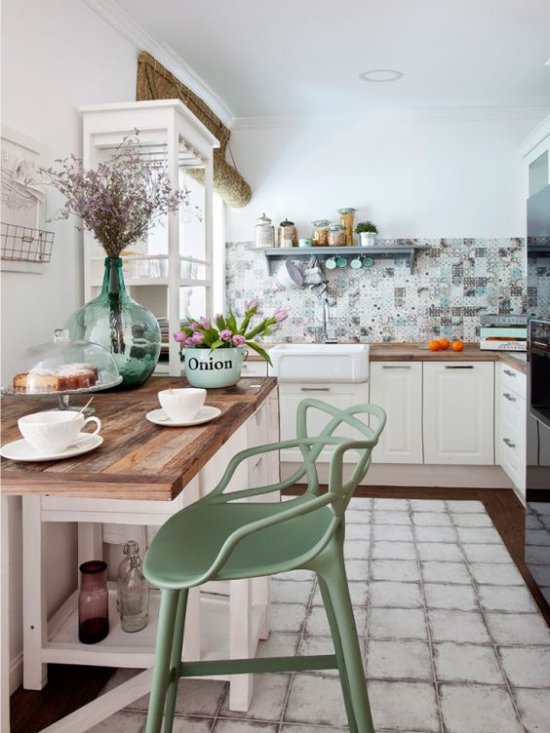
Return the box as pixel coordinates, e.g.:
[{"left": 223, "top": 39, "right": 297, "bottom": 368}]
[
  {"left": 278, "top": 383, "right": 369, "bottom": 463},
  {"left": 369, "top": 363, "right": 423, "bottom": 463},
  {"left": 496, "top": 364, "right": 526, "bottom": 496},
  {"left": 423, "top": 362, "right": 494, "bottom": 464}
]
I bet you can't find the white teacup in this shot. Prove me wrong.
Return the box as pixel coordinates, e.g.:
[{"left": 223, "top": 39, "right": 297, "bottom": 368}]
[
  {"left": 18, "top": 410, "right": 102, "bottom": 455},
  {"left": 158, "top": 388, "right": 206, "bottom": 423}
]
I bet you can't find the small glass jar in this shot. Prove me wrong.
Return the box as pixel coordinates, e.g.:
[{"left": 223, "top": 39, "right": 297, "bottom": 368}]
[
  {"left": 255, "top": 212, "right": 275, "bottom": 248},
  {"left": 278, "top": 218, "right": 298, "bottom": 248},
  {"left": 78, "top": 560, "right": 109, "bottom": 644},
  {"left": 117, "top": 540, "right": 149, "bottom": 633},
  {"left": 328, "top": 224, "right": 346, "bottom": 246},
  {"left": 312, "top": 220, "right": 330, "bottom": 246}
]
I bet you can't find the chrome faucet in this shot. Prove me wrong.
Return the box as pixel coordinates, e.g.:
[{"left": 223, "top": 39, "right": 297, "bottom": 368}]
[{"left": 322, "top": 300, "right": 338, "bottom": 343}]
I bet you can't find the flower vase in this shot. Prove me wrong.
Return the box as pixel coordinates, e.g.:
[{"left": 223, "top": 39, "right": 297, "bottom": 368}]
[
  {"left": 184, "top": 347, "right": 243, "bottom": 388},
  {"left": 66, "top": 257, "right": 161, "bottom": 389}
]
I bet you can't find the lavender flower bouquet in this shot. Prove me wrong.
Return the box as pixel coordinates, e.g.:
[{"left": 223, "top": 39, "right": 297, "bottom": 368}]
[{"left": 42, "top": 132, "right": 188, "bottom": 257}]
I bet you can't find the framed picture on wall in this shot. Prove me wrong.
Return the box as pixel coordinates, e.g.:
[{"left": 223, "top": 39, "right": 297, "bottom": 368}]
[{"left": 1, "top": 126, "right": 54, "bottom": 274}]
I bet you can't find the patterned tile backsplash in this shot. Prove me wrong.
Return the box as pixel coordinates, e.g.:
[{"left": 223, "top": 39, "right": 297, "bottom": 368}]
[{"left": 225, "top": 238, "right": 534, "bottom": 343}]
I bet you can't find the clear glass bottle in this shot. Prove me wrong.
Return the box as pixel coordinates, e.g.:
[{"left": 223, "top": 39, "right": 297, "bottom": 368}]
[
  {"left": 78, "top": 560, "right": 109, "bottom": 644},
  {"left": 117, "top": 540, "right": 149, "bottom": 633}
]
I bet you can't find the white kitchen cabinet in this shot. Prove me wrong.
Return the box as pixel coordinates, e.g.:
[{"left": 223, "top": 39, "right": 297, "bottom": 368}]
[
  {"left": 81, "top": 100, "right": 219, "bottom": 376},
  {"left": 278, "top": 382, "right": 369, "bottom": 462},
  {"left": 521, "top": 113, "right": 550, "bottom": 196},
  {"left": 423, "top": 362, "right": 494, "bottom": 464},
  {"left": 496, "top": 363, "right": 526, "bottom": 498},
  {"left": 369, "top": 362, "right": 423, "bottom": 463}
]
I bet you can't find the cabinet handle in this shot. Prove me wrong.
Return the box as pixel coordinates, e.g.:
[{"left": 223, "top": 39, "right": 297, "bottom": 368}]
[
  {"left": 503, "top": 369, "right": 516, "bottom": 377},
  {"left": 503, "top": 392, "right": 516, "bottom": 402},
  {"left": 445, "top": 365, "right": 473, "bottom": 369},
  {"left": 300, "top": 387, "right": 330, "bottom": 392},
  {"left": 382, "top": 365, "right": 411, "bottom": 369},
  {"left": 503, "top": 437, "right": 516, "bottom": 449}
]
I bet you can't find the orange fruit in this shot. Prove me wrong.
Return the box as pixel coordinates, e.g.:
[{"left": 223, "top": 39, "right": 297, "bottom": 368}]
[
  {"left": 438, "top": 338, "right": 450, "bottom": 350},
  {"left": 451, "top": 340, "right": 464, "bottom": 352},
  {"left": 427, "top": 339, "right": 441, "bottom": 351}
]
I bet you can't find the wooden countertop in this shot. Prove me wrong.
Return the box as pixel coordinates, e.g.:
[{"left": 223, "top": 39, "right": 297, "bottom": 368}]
[
  {"left": 252, "top": 342, "right": 528, "bottom": 374},
  {"left": 1, "top": 376, "right": 277, "bottom": 501}
]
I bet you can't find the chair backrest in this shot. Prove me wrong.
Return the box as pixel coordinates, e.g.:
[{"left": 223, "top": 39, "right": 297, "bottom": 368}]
[{"left": 295, "top": 398, "right": 386, "bottom": 517}]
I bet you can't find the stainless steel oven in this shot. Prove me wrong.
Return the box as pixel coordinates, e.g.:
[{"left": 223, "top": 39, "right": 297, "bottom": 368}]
[{"left": 525, "top": 186, "right": 550, "bottom": 606}]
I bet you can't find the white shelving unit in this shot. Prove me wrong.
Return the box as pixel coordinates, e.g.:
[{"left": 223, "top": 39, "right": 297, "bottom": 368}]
[{"left": 80, "top": 100, "right": 219, "bottom": 375}]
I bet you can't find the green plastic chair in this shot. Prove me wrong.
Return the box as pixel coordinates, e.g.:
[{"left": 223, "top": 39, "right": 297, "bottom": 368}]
[{"left": 144, "top": 398, "right": 386, "bottom": 733}]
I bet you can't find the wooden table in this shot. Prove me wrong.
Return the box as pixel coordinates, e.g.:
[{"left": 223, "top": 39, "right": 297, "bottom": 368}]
[{"left": 1, "top": 376, "right": 279, "bottom": 732}]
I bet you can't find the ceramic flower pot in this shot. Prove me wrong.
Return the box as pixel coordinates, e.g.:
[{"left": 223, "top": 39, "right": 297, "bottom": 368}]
[
  {"left": 359, "top": 232, "right": 377, "bottom": 246},
  {"left": 184, "top": 347, "right": 244, "bottom": 388}
]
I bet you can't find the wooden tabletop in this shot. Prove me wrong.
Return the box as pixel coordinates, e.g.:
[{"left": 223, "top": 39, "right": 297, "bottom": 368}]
[{"left": 1, "top": 376, "right": 277, "bottom": 501}]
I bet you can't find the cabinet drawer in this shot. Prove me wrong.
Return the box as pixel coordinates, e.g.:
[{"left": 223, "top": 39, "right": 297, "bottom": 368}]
[
  {"left": 501, "top": 365, "right": 526, "bottom": 400},
  {"left": 499, "top": 384, "right": 526, "bottom": 425}
]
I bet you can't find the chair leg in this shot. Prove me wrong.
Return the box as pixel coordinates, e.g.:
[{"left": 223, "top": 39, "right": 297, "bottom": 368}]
[
  {"left": 145, "top": 589, "right": 180, "bottom": 733},
  {"left": 317, "top": 576, "right": 358, "bottom": 733},
  {"left": 163, "top": 589, "right": 188, "bottom": 733},
  {"left": 315, "top": 551, "right": 374, "bottom": 733}
]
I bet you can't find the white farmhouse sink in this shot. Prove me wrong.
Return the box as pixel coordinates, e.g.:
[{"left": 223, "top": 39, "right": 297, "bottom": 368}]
[{"left": 270, "top": 343, "right": 370, "bottom": 383}]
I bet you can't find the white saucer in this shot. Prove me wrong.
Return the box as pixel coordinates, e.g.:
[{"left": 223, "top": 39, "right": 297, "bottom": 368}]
[
  {"left": 146, "top": 406, "right": 222, "bottom": 427},
  {"left": 0, "top": 433, "right": 103, "bottom": 462}
]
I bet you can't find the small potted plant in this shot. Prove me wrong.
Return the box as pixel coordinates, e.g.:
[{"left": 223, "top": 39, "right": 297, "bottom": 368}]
[{"left": 355, "top": 221, "right": 378, "bottom": 246}]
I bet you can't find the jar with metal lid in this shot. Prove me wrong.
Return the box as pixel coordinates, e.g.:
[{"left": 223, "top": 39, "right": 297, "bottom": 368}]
[
  {"left": 312, "top": 220, "right": 330, "bottom": 246},
  {"left": 278, "top": 218, "right": 298, "bottom": 248},
  {"left": 338, "top": 207, "right": 356, "bottom": 246},
  {"left": 255, "top": 212, "right": 275, "bottom": 248},
  {"left": 328, "top": 223, "right": 346, "bottom": 246}
]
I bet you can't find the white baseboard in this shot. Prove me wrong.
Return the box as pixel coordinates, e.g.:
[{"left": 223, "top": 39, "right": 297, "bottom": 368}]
[
  {"left": 10, "top": 650, "right": 22, "bottom": 695},
  {"left": 282, "top": 462, "right": 515, "bottom": 490}
]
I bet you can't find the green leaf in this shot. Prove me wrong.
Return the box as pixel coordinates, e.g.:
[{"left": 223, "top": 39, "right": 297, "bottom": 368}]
[
  {"left": 209, "top": 339, "right": 224, "bottom": 350},
  {"left": 245, "top": 341, "right": 272, "bottom": 366}
]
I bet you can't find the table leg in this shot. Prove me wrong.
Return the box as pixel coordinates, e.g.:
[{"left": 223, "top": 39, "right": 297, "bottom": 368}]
[
  {"left": 1, "top": 495, "right": 12, "bottom": 731},
  {"left": 228, "top": 578, "right": 254, "bottom": 711},
  {"left": 22, "top": 495, "right": 47, "bottom": 690}
]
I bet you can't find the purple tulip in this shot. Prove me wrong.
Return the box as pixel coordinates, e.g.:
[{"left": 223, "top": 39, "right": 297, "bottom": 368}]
[
  {"left": 199, "top": 316, "right": 211, "bottom": 330},
  {"left": 191, "top": 332, "right": 204, "bottom": 345},
  {"left": 245, "top": 298, "right": 259, "bottom": 311},
  {"left": 173, "top": 331, "right": 186, "bottom": 343},
  {"left": 273, "top": 308, "right": 289, "bottom": 322},
  {"left": 220, "top": 329, "right": 232, "bottom": 341},
  {"left": 184, "top": 336, "right": 196, "bottom": 346},
  {"left": 189, "top": 321, "right": 200, "bottom": 332},
  {"left": 232, "top": 334, "right": 246, "bottom": 347}
]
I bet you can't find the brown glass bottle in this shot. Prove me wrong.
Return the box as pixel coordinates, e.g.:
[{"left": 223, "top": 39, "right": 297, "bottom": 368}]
[{"left": 78, "top": 560, "right": 109, "bottom": 644}]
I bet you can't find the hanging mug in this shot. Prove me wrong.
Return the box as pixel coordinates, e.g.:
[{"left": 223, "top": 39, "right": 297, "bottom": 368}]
[
  {"left": 325, "top": 257, "right": 337, "bottom": 270},
  {"left": 350, "top": 257, "right": 363, "bottom": 269}
]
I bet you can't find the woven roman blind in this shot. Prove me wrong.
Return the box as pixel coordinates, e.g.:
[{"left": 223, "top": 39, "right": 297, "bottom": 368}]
[{"left": 136, "top": 51, "right": 251, "bottom": 208}]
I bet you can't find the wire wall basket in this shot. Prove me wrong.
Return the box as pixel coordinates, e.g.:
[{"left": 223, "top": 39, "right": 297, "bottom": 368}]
[{"left": 1, "top": 222, "right": 54, "bottom": 263}]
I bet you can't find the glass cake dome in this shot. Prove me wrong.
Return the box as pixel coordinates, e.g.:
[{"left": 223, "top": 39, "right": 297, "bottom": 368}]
[{"left": 4, "top": 329, "right": 121, "bottom": 396}]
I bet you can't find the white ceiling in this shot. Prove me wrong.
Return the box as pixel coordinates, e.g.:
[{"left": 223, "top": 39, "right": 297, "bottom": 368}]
[{"left": 104, "top": 0, "right": 550, "bottom": 122}]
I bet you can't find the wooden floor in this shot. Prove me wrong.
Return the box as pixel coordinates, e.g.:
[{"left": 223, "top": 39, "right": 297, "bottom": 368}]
[{"left": 9, "top": 486, "right": 550, "bottom": 733}]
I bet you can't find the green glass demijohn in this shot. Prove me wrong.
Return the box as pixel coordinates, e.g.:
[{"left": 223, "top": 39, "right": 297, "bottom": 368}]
[{"left": 66, "top": 257, "right": 161, "bottom": 389}]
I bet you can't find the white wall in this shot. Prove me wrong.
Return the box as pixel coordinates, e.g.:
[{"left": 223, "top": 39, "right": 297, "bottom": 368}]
[
  {"left": 1, "top": 0, "right": 138, "bottom": 692},
  {"left": 225, "top": 112, "right": 545, "bottom": 242}
]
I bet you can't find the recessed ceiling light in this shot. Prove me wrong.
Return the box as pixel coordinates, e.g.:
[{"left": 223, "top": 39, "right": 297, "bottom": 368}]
[{"left": 359, "top": 69, "right": 404, "bottom": 83}]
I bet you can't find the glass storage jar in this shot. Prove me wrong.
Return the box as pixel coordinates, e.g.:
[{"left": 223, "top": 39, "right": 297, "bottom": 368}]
[
  {"left": 255, "top": 212, "right": 275, "bottom": 248},
  {"left": 312, "top": 220, "right": 330, "bottom": 246},
  {"left": 338, "top": 208, "right": 356, "bottom": 245},
  {"left": 328, "top": 224, "right": 346, "bottom": 246},
  {"left": 278, "top": 218, "right": 298, "bottom": 248}
]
